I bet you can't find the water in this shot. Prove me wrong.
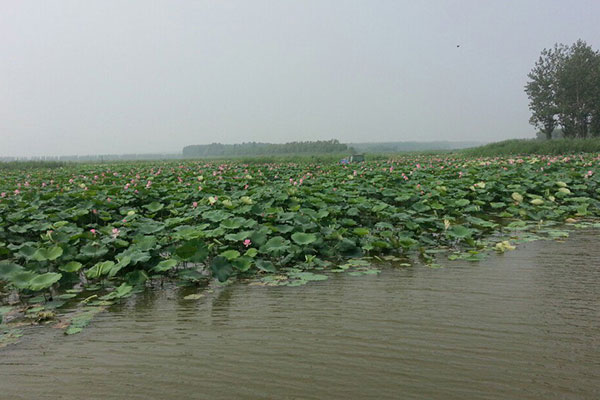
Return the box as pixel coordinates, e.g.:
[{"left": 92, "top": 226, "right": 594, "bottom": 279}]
[{"left": 1, "top": 232, "right": 599, "bottom": 399}]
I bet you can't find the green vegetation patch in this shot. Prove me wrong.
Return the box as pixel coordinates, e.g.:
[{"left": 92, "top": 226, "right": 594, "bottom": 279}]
[{"left": 0, "top": 154, "right": 599, "bottom": 325}]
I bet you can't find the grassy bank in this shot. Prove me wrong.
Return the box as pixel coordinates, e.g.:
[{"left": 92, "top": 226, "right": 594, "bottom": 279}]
[{"left": 463, "top": 138, "right": 600, "bottom": 156}]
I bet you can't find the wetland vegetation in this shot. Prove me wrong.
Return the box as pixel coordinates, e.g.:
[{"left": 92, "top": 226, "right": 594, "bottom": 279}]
[{"left": 1, "top": 153, "right": 599, "bottom": 343}]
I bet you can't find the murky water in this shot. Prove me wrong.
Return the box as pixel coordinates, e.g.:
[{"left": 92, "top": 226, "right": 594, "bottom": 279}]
[{"left": 1, "top": 232, "right": 599, "bottom": 399}]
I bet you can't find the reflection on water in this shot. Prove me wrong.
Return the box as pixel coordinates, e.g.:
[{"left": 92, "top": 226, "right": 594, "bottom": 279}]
[{"left": 1, "top": 232, "right": 599, "bottom": 400}]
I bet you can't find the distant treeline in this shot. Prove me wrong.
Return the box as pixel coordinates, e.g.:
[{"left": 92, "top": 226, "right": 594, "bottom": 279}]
[
  {"left": 0, "top": 153, "right": 181, "bottom": 162},
  {"left": 349, "top": 141, "right": 483, "bottom": 153},
  {"left": 182, "top": 139, "right": 350, "bottom": 158},
  {"left": 0, "top": 160, "right": 68, "bottom": 170}
]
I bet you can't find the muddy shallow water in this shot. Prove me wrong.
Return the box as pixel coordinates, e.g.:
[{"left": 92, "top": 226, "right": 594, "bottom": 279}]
[{"left": 1, "top": 232, "right": 599, "bottom": 399}]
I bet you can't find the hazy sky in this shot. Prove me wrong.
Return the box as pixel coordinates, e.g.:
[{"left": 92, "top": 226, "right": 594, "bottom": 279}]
[{"left": 2, "top": 1, "right": 600, "bottom": 157}]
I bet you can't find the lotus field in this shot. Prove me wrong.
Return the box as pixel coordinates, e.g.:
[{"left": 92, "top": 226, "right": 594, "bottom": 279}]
[{"left": 1, "top": 155, "right": 599, "bottom": 333}]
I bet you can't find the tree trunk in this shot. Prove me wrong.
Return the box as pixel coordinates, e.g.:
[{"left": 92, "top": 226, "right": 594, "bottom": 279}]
[{"left": 543, "top": 118, "right": 555, "bottom": 140}]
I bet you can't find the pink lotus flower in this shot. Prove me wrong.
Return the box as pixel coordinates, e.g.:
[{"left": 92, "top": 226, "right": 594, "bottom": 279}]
[
  {"left": 90, "top": 229, "right": 97, "bottom": 235},
  {"left": 0, "top": 192, "right": 5, "bottom": 198},
  {"left": 111, "top": 228, "right": 120, "bottom": 238},
  {"left": 192, "top": 201, "right": 198, "bottom": 208},
  {"left": 243, "top": 239, "right": 252, "bottom": 247}
]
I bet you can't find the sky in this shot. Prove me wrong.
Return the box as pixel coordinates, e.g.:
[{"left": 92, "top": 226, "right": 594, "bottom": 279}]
[{"left": 1, "top": 0, "right": 600, "bottom": 157}]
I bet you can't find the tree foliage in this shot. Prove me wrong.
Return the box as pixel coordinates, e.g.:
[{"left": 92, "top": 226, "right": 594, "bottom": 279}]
[
  {"left": 525, "top": 40, "right": 600, "bottom": 139},
  {"left": 183, "top": 139, "right": 349, "bottom": 158}
]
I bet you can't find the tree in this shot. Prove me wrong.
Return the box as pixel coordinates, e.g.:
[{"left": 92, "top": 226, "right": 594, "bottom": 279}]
[
  {"left": 525, "top": 40, "right": 600, "bottom": 139},
  {"left": 555, "top": 40, "right": 600, "bottom": 138},
  {"left": 525, "top": 45, "right": 565, "bottom": 139}
]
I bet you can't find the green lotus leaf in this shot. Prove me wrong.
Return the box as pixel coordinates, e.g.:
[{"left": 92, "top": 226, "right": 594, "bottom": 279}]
[
  {"left": 255, "top": 259, "right": 277, "bottom": 272},
  {"left": 289, "top": 272, "right": 328, "bottom": 282},
  {"left": 511, "top": 192, "right": 524, "bottom": 203},
  {"left": 137, "top": 222, "right": 164, "bottom": 235},
  {"left": 261, "top": 236, "right": 290, "bottom": 254},
  {"left": 0, "top": 261, "right": 24, "bottom": 279},
  {"left": 220, "top": 250, "right": 241, "bottom": 261},
  {"left": 249, "top": 231, "right": 268, "bottom": 246},
  {"left": 100, "top": 283, "right": 133, "bottom": 300},
  {"left": 172, "top": 225, "right": 209, "bottom": 240},
  {"left": 85, "top": 261, "right": 115, "bottom": 279},
  {"left": 291, "top": 232, "right": 318, "bottom": 245},
  {"left": 9, "top": 225, "right": 29, "bottom": 234},
  {"left": 210, "top": 256, "right": 233, "bottom": 282},
  {"left": 144, "top": 202, "right": 164, "bottom": 213},
  {"left": 125, "top": 270, "right": 149, "bottom": 286},
  {"left": 177, "top": 269, "right": 204, "bottom": 283},
  {"left": 108, "top": 256, "right": 132, "bottom": 277},
  {"left": 64, "top": 307, "right": 103, "bottom": 335},
  {"left": 352, "top": 228, "right": 369, "bottom": 237},
  {"left": 275, "top": 224, "right": 294, "bottom": 233},
  {"left": 455, "top": 199, "right": 470, "bottom": 207},
  {"left": 557, "top": 187, "right": 571, "bottom": 195},
  {"left": 17, "top": 245, "right": 37, "bottom": 260},
  {"left": 224, "top": 231, "right": 252, "bottom": 241},
  {"left": 129, "top": 251, "right": 151, "bottom": 265},
  {"left": 152, "top": 259, "right": 178, "bottom": 272},
  {"left": 133, "top": 236, "right": 157, "bottom": 251},
  {"left": 80, "top": 244, "right": 109, "bottom": 258},
  {"left": 9, "top": 271, "right": 38, "bottom": 290},
  {"left": 244, "top": 248, "right": 258, "bottom": 258},
  {"left": 447, "top": 225, "right": 473, "bottom": 239},
  {"left": 59, "top": 261, "right": 83, "bottom": 273},
  {"left": 220, "top": 217, "right": 247, "bottom": 229},
  {"left": 31, "top": 246, "right": 63, "bottom": 262},
  {"left": 232, "top": 256, "right": 253, "bottom": 272},
  {"left": 202, "top": 210, "right": 231, "bottom": 223},
  {"left": 175, "top": 239, "right": 208, "bottom": 262},
  {"left": 28, "top": 272, "right": 62, "bottom": 291}
]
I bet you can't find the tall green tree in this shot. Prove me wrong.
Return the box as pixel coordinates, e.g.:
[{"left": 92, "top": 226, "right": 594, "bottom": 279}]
[
  {"left": 555, "top": 40, "right": 600, "bottom": 138},
  {"left": 525, "top": 45, "right": 565, "bottom": 140},
  {"left": 525, "top": 40, "right": 600, "bottom": 139}
]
